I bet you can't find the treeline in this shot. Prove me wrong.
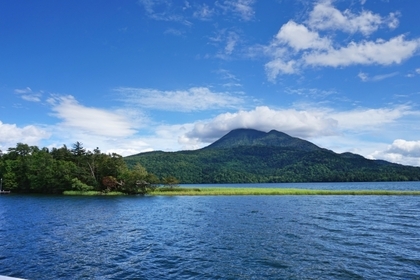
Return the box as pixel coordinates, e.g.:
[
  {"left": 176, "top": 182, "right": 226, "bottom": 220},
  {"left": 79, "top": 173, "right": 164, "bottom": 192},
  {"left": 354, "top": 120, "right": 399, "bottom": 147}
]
[
  {"left": 125, "top": 146, "right": 420, "bottom": 183},
  {"left": 0, "top": 142, "right": 176, "bottom": 194}
]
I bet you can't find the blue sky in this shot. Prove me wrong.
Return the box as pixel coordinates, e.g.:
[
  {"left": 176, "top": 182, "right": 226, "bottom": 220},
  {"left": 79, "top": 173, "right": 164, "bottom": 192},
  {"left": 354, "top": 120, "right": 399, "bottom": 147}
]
[{"left": 1, "top": 0, "right": 420, "bottom": 166}]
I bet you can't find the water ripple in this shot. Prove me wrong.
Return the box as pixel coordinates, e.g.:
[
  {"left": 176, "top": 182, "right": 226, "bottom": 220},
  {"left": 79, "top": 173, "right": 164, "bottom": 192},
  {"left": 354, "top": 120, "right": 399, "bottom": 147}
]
[{"left": 1, "top": 189, "right": 420, "bottom": 279}]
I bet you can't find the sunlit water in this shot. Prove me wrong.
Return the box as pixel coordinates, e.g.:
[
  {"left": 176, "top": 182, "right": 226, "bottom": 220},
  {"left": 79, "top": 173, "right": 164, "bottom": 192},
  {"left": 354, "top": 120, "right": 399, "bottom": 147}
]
[{"left": 1, "top": 182, "right": 420, "bottom": 279}]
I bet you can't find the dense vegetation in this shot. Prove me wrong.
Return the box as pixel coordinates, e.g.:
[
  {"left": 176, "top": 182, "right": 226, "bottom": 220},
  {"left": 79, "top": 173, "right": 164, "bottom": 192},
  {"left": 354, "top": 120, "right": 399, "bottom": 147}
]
[
  {"left": 125, "top": 129, "right": 420, "bottom": 183},
  {"left": 0, "top": 142, "right": 171, "bottom": 194},
  {"left": 148, "top": 188, "right": 420, "bottom": 196},
  {"left": 1, "top": 129, "right": 420, "bottom": 194}
]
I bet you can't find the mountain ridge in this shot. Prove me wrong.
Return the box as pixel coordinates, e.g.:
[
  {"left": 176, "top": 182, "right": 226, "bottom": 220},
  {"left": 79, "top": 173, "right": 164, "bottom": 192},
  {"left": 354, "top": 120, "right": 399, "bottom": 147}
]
[
  {"left": 125, "top": 128, "right": 420, "bottom": 183},
  {"left": 203, "top": 128, "right": 323, "bottom": 152}
]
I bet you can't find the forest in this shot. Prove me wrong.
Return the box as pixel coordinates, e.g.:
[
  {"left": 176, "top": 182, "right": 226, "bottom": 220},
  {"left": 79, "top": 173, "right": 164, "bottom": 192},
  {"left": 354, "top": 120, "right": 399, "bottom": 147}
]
[
  {"left": 2, "top": 128, "right": 420, "bottom": 194},
  {"left": 124, "top": 128, "right": 420, "bottom": 184},
  {"left": 0, "top": 142, "right": 170, "bottom": 194},
  {"left": 125, "top": 146, "right": 420, "bottom": 184}
]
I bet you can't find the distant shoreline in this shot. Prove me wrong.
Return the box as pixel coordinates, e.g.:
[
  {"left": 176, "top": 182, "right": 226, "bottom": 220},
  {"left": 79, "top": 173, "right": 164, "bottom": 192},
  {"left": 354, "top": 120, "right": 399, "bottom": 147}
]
[{"left": 62, "top": 188, "right": 420, "bottom": 196}]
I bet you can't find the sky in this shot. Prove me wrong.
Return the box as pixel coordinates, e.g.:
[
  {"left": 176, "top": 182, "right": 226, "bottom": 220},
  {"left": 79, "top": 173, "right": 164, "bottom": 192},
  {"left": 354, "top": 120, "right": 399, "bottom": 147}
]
[{"left": 1, "top": 0, "right": 420, "bottom": 166}]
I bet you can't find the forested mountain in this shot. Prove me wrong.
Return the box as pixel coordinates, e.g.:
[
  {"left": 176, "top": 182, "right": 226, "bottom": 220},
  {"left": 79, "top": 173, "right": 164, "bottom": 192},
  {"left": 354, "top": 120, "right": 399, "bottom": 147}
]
[
  {"left": 125, "top": 129, "right": 420, "bottom": 183},
  {"left": 205, "top": 129, "right": 321, "bottom": 151}
]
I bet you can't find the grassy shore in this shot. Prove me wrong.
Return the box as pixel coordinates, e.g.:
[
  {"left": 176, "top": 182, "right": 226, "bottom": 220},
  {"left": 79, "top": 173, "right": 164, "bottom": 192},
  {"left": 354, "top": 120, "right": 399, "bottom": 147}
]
[
  {"left": 149, "top": 187, "right": 420, "bottom": 196},
  {"left": 63, "top": 190, "right": 126, "bottom": 196},
  {"left": 62, "top": 188, "right": 420, "bottom": 196}
]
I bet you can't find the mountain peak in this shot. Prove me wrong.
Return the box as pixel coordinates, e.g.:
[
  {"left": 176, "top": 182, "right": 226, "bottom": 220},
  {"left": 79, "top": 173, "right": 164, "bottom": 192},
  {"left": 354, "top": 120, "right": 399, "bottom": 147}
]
[{"left": 204, "top": 128, "right": 321, "bottom": 152}]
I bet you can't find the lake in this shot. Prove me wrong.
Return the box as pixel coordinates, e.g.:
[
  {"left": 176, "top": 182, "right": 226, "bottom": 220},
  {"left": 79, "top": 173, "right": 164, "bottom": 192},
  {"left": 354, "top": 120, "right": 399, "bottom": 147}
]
[{"left": 1, "top": 182, "right": 420, "bottom": 279}]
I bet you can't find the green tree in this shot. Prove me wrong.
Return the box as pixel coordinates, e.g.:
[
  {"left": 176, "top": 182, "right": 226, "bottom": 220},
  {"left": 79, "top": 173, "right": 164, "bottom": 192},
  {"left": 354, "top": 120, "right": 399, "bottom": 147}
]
[
  {"left": 118, "top": 163, "right": 151, "bottom": 194},
  {"left": 162, "top": 176, "right": 180, "bottom": 189},
  {"left": 50, "top": 145, "right": 73, "bottom": 161}
]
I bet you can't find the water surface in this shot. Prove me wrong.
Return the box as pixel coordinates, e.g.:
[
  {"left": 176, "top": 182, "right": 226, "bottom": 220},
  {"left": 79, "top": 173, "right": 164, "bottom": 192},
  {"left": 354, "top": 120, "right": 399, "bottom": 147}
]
[{"left": 1, "top": 182, "right": 419, "bottom": 279}]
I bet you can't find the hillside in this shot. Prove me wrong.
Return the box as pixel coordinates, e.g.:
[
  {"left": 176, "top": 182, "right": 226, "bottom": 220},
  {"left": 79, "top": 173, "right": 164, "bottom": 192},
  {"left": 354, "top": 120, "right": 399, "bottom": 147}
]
[
  {"left": 204, "top": 128, "right": 321, "bottom": 151},
  {"left": 124, "top": 129, "right": 420, "bottom": 183}
]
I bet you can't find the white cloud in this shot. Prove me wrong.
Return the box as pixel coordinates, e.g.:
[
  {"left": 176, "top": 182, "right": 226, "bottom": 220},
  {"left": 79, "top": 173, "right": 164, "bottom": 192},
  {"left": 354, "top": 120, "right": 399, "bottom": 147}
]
[
  {"left": 369, "top": 72, "right": 398, "bottom": 81},
  {"left": 358, "top": 72, "right": 369, "bottom": 81},
  {"left": 0, "top": 121, "right": 50, "bottom": 150},
  {"left": 107, "top": 123, "right": 200, "bottom": 154},
  {"left": 185, "top": 106, "right": 338, "bottom": 143},
  {"left": 116, "top": 87, "right": 244, "bottom": 112},
  {"left": 14, "top": 87, "right": 42, "bottom": 102},
  {"left": 138, "top": 0, "right": 254, "bottom": 22},
  {"left": 329, "top": 106, "right": 409, "bottom": 131},
  {"left": 265, "top": 58, "right": 299, "bottom": 79},
  {"left": 209, "top": 29, "right": 242, "bottom": 59},
  {"left": 14, "top": 87, "right": 32, "bottom": 94},
  {"left": 193, "top": 4, "right": 214, "bottom": 20},
  {"left": 370, "top": 139, "right": 420, "bottom": 166},
  {"left": 98, "top": 138, "right": 152, "bottom": 156},
  {"left": 358, "top": 71, "right": 398, "bottom": 82},
  {"left": 221, "top": 0, "right": 255, "bottom": 21},
  {"left": 47, "top": 95, "right": 136, "bottom": 138},
  {"left": 285, "top": 87, "right": 336, "bottom": 98},
  {"left": 178, "top": 105, "right": 415, "bottom": 151},
  {"left": 304, "top": 36, "right": 420, "bottom": 67},
  {"left": 164, "top": 28, "right": 185, "bottom": 36},
  {"left": 263, "top": 1, "right": 419, "bottom": 79},
  {"left": 216, "top": 69, "right": 242, "bottom": 87},
  {"left": 276, "top": 21, "right": 331, "bottom": 51},
  {"left": 307, "top": 0, "right": 398, "bottom": 35},
  {"left": 138, "top": 0, "right": 184, "bottom": 22},
  {"left": 416, "top": 68, "right": 420, "bottom": 74},
  {"left": 387, "top": 139, "right": 420, "bottom": 157},
  {"left": 225, "top": 31, "right": 240, "bottom": 55}
]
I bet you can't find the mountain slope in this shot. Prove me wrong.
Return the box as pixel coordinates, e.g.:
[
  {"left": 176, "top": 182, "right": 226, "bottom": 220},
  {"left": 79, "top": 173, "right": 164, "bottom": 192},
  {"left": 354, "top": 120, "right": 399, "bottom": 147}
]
[
  {"left": 205, "top": 128, "right": 321, "bottom": 152},
  {"left": 125, "top": 129, "right": 420, "bottom": 183}
]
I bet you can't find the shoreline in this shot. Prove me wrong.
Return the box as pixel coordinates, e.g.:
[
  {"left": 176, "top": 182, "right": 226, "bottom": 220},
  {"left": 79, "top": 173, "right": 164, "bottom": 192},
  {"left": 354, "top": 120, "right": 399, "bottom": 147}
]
[{"left": 62, "top": 188, "right": 420, "bottom": 196}]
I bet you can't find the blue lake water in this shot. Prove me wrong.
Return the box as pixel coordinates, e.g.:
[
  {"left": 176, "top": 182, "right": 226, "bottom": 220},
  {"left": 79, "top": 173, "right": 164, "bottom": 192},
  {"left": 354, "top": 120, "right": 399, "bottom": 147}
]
[
  {"left": 182, "top": 181, "right": 420, "bottom": 190},
  {"left": 1, "top": 182, "right": 420, "bottom": 279}
]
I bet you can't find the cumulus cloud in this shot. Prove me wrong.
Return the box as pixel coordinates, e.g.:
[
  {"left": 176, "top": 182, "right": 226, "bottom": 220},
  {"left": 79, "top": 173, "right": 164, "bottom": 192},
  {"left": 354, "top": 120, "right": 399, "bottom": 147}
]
[
  {"left": 387, "top": 139, "right": 420, "bottom": 157},
  {"left": 303, "top": 35, "right": 419, "bottom": 67},
  {"left": 370, "top": 139, "right": 420, "bottom": 166},
  {"left": 115, "top": 87, "right": 244, "bottom": 112},
  {"left": 47, "top": 95, "right": 136, "bottom": 137},
  {"left": 0, "top": 121, "right": 50, "bottom": 150},
  {"left": 263, "top": 1, "right": 419, "bottom": 79},
  {"left": 276, "top": 21, "right": 331, "bottom": 51},
  {"left": 179, "top": 105, "right": 414, "bottom": 147},
  {"left": 307, "top": 0, "right": 398, "bottom": 35},
  {"left": 184, "top": 106, "right": 338, "bottom": 143}
]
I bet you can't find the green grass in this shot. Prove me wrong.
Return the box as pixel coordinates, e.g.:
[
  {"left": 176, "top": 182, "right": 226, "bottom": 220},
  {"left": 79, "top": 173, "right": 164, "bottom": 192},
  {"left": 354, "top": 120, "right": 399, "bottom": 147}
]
[
  {"left": 63, "top": 191, "right": 126, "bottom": 196},
  {"left": 62, "top": 187, "right": 420, "bottom": 196},
  {"left": 149, "top": 187, "right": 420, "bottom": 196}
]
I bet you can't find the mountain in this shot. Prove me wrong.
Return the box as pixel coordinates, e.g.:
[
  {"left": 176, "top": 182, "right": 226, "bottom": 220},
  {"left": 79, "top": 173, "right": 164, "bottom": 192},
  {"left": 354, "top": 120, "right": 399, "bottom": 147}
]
[
  {"left": 124, "top": 129, "right": 420, "bottom": 183},
  {"left": 204, "top": 128, "right": 321, "bottom": 152}
]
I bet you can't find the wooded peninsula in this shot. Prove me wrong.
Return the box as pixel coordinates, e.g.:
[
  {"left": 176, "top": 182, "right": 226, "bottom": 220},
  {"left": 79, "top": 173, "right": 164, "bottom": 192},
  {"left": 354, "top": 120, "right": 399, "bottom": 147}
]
[{"left": 1, "top": 129, "right": 420, "bottom": 195}]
